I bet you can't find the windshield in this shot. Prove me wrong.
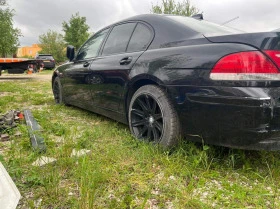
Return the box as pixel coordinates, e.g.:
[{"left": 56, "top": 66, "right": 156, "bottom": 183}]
[
  {"left": 38, "top": 55, "right": 54, "bottom": 59},
  {"left": 167, "top": 16, "right": 242, "bottom": 36}
]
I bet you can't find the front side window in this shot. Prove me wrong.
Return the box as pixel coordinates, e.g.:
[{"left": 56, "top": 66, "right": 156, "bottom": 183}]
[
  {"left": 76, "top": 28, "right": 109, "bottom": 60},
  {"left": 127, "top": 23, "right": 152, "bottom": 52},
  {"left": 102, "top": 23, "right": 136, "bottom": 56}
]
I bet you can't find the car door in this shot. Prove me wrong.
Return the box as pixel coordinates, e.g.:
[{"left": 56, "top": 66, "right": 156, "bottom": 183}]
[
  {"left": 62, "top": 28, "right": 109, "bottom": 109},
  {"left": 88, "top": 22, "right": 154, "bottom": 112}
]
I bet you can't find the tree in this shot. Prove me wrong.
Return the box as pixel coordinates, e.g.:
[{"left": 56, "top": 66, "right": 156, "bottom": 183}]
[
  {"left": 62, "top": 13, "right": 90, "bottom": 50},
  {"left": 39, "top": 30, "right": 66, "bottom": 63},
  {"left": 0, "top": 7, "right": 21, "bottom": 57},
  {"left": 151, "top": 0, "right": 199, "bottom": 16},
  {"left": 0, "top": 0, "right": 7, "bottom": 6}
]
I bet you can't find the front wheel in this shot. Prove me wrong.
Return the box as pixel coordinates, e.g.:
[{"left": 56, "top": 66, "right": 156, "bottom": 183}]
[
  {"left": 128, "top": 85, "right": 180, "bottom": 147},
  {"left": 53, "top": 77, "right": 65, "bottom": 104}
]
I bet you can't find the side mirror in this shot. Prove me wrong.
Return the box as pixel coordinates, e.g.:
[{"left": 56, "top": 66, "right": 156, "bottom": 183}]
[{"left": 66, "top": 45, "right": 75, "bottom": 61}]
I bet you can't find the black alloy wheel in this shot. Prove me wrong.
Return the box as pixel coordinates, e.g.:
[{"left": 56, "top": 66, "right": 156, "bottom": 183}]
[
  {"left": 130, "top": 94, "right": 164, "bottom": 142},
  {"left": 129, "top": 85, "right": 180, "bottom": 147}
]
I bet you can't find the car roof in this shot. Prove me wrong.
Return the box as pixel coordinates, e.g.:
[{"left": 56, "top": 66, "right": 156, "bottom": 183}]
[{"left": 100, "top": 14, "right": 201, "bottom": 49}]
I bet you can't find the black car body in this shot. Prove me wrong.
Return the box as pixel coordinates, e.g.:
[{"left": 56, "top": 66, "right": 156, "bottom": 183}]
[
  {"left": 35, "top": 54, "right": 55, "bottom": 69},
  {"left": 52, "top": 14, "right": 280, "bottom": 150}
]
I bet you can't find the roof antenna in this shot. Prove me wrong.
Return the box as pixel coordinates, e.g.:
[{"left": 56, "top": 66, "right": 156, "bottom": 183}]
[{"left": 221, "top": 16, "right": 239, "bottom": 25}]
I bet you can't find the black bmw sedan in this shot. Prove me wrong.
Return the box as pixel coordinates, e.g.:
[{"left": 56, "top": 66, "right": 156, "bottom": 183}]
[{"left": 52, "top": 14, "right": 280, "bottom": 150}]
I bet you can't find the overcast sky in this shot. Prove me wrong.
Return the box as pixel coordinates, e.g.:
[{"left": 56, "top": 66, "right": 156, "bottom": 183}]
[{"left": 5, "top": 0, "right": 280, "bottom": 46}]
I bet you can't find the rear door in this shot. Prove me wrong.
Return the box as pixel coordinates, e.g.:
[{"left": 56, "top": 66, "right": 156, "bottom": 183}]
[
  {"left": 89, "top": 22, "right": 153, "bottom": 112},
  {"left": 62, "top": 28, "right": 110, "bottom": 109}
]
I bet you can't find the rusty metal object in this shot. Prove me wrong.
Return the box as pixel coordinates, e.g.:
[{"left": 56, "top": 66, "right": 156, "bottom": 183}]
[{"left": 0, "top": 111, "right": 17, "bottom": 132}]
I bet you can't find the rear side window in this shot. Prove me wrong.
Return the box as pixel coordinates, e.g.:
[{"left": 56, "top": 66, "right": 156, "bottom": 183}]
[
  {"left": 102, "top": 23, "right": 136, "bottom": 56},
  {"left": 127, "top": 23, "right": 152, "bottom": 52}
]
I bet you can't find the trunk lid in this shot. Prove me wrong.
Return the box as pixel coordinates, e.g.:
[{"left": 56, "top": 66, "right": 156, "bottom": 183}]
[{"left": 205, "top": 32, "right": 280, "bottom": 50}]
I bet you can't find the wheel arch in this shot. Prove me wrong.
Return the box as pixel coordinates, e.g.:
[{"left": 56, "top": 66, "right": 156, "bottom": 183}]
[
  {"left": 52, "top": 74, "right": 58, "bottom": 88},
  {"left": 51, "top": 71, "right": 61, "bottom": 89},
  {"left": 125, "top": 74, "right": 165, "bottom": 120}
]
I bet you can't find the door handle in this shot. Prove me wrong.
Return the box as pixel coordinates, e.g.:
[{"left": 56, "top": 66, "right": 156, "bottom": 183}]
[
  {"left": 119, "top": 57, "right": 132, "bottom": 65},
  {"left": 83, "top": 62, "right": 90, "bottom": 67}
]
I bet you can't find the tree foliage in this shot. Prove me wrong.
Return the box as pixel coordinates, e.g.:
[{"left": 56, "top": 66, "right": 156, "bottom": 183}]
[
  {"left": 151, "top": 0, "right": 199, "bottom": 16},
  {"left": 0, "top": 0, "right": 7, "bottom": 6},
  {"left": 39, "top": 30, "right": 66, "bottom": 63},
  {"left": 0, "top": 7, "right": 21, "bottom": 57},
  {"left": 62, "top": 13, "right": 90, "bottom": 50}
]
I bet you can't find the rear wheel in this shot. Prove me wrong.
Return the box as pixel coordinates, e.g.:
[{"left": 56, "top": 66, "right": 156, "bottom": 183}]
[
  {"left": 53, "top": 77, "right": 64, "bottom": 104},
  {"left": 128, "top": 85, "right": 180, "bottom": 147}
]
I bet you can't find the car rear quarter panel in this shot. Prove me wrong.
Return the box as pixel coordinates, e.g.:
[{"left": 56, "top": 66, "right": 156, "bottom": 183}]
[
  {"left": 129, "top": 42, "right": 280, "bottom": 149},
  {"left": 130, "top": 42, "right": 256, "bottom": 86}
]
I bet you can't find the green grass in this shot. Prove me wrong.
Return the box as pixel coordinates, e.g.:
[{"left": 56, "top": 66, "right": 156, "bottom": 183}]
[{"left": 1, "top": 71, "right": 280, "bottom": 208}]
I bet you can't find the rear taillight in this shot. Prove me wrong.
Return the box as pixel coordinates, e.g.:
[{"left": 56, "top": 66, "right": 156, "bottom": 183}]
[
  {"left": 210, "top": 51, "right": 280, "bottom": 80},
  {"left": 264, "top": 50, "right": 280, "bottom": 68}
]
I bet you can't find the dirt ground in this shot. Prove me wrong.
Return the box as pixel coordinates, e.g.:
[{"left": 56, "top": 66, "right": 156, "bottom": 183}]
[{"left": 0, "top": 73, "right": 52, "bottom": 82}]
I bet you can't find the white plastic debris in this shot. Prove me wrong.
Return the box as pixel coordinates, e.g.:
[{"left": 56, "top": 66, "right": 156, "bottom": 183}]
[
  {"left": 70, "top": 149, "right": 91, "bottom": 157},
  {"left": 169, "top": 176, "right": 176, "bottom": 181},
  {"left": 0, "top": 162, "right": 21, "bottom": 209},
  {"left": 52, "top": 136, "right": 64, "bottom": 144},
  {"left": 32, "top": 156, "right": 57, "bottom": 166}
]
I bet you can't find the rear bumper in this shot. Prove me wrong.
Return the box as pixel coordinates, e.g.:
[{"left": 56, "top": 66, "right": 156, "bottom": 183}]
[
  {"left": 41, "top": 61, "right": 55, "bottom": 69},
  {"left": 229, "top": 132, "right": 280, "bottom": 151},
  {"left": 168, "top": 86, "right": 280, "bottom": 150}
]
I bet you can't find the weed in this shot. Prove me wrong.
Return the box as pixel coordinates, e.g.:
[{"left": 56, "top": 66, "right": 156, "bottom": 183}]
[{"left": 1, "top": 71, "right": 280, "bottom": 208}]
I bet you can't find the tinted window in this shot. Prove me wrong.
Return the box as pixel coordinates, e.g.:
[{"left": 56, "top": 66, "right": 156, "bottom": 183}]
[
  {"left": 76, "top": 28, "right": 109, "bottom": 60},
  {"left": 167, "top": 16, "right": 241, "bottom": 36},
  {"left": 102, "top": 23, "right": 136, "bottom": 56},
  {"left": 127, "top": 23, "right": 152, "bottom": 52}
]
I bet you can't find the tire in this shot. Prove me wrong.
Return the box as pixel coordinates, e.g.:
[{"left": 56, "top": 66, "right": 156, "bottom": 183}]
[
  {"left": 53, "top": 77, "right": 65, "bottom": 104},
  {"left": 128, "top": 85, "right": 180, "bottom": 147}
]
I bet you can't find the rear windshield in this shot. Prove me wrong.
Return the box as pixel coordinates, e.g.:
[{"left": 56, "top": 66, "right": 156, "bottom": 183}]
[
  {"left": 37, "top": 55, "right": 53, "bottom": 59},
  {"left": 167, "top": 16, "right": 241, "bottom": 36}
]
